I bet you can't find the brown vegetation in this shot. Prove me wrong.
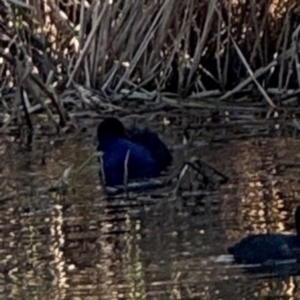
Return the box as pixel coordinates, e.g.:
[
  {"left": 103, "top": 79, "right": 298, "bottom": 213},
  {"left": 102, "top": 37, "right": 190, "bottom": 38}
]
[{"left": 0, "top": 0, "right": 299, "bottom": 130}]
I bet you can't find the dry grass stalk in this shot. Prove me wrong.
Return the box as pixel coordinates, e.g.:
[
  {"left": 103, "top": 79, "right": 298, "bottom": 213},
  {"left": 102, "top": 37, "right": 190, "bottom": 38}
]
[{"left": 0, "top": 0, "right": 299, "bottom": 132}]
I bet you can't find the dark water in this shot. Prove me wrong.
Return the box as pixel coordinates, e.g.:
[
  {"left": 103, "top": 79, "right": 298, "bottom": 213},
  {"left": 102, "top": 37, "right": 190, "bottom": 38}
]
[{"left": 2, "top": 115, "right": 300, "bottom": 299}]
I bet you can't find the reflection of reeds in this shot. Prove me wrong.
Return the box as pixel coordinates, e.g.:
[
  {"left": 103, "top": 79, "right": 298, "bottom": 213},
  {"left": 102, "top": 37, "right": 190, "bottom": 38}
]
[
  {"left": 220, "top": 138, "right": 300, "bottom": 243},
  {"left": 0, "top": 135, "right": 106, "bottom": 298}
]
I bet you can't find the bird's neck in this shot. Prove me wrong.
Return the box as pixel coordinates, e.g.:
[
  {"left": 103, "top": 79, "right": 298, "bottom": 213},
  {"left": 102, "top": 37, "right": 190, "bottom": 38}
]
[{"left": 97, "top": 135, "right": 120, "bottom": 151}]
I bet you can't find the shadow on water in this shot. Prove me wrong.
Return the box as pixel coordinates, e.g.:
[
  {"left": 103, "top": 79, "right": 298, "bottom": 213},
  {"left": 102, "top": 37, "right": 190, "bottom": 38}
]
[{"left": 2, "top": 111, "right": 300, "bottom": 299}]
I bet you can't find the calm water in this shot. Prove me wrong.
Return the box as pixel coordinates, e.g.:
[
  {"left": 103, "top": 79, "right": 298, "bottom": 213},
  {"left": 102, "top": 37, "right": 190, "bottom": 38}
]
[{"left": 1, "top": 113, "right": 300, "bottom": 299}]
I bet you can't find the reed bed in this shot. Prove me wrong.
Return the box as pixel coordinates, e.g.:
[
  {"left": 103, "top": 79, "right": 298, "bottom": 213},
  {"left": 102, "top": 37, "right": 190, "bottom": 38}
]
[{"left": 0, "top": 0, "right": 299, "bottom": 131}]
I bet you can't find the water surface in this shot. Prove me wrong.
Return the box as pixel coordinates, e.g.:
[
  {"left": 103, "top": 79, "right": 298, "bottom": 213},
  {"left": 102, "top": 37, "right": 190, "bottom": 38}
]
[{"left": 1, "top": 113, "right": 300, "bottom": 299}]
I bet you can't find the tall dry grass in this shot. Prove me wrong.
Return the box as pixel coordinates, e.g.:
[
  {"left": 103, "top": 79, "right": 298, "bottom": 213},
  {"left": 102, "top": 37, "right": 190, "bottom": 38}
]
[{"left": 0, "top": 0, "right": 299, "bottom": 129}]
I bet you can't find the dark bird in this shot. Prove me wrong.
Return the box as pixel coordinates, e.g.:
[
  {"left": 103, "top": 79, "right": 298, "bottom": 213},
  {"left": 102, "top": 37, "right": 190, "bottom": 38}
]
[
  {"left": 228, "top": 206, "right": 300, "bottom": 264},
  {"left": 97, "top": 117, "right": 172, "bottom": 186}
]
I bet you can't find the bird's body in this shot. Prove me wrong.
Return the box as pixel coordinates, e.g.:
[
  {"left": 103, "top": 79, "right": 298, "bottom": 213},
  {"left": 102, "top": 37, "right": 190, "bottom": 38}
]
[
  {"left": 228, "top": 206, "right": 300, "bottom": 264},
  {"left": 228, "top": 234, "right": 299, "bottom": 264},
  {"left": 97, "top": 118, "right": 172, "bottom": 186}
]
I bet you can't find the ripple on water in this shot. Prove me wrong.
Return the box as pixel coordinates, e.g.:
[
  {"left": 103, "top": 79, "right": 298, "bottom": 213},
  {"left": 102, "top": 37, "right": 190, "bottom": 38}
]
[{"left": 1, "top": 121, "right": 300, "bottom": 299}]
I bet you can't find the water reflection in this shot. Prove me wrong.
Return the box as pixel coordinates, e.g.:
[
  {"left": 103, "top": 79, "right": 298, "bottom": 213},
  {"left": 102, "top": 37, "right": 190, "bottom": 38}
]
[{"left": 1, "top": 121, "right": 300, "bottom": 299}]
